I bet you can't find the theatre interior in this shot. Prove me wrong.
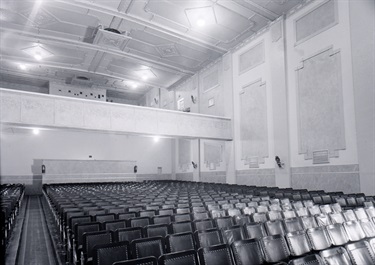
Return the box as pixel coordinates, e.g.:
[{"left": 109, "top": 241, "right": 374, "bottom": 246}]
[{"left": 0, "top": 0, "right": 374, "bottom": 264}]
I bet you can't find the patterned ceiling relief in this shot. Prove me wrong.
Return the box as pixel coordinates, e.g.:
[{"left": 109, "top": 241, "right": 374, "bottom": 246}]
[
  {"left": 20, "top": 8, "right": 59, "bottom": 27},
  {"left": 93, "top": 29, "right": 131, "bottom": 50},
  {"left": 156, "top": 43, "right": 180, "bottom": 58},
  {"left": 204, "top": 141, "right": 223, "bottom": 170},
  {"left": 240, "top": 79, "right": 269, "bottom": 168},
  {"left": 0, "top": 0, "right": 304, "bottom": 101},
  {"left": 296, "top": 47, "right": 346, "bottom": 160},
  {"left": 178, "top": 139, "right": 191, "bottom": 172}
]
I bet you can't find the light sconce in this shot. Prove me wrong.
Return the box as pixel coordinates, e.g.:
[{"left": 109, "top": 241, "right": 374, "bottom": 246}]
[
  {"left": 275, "top": 156, "right": 285, "bottom": 169},
  {"left": 191, "top": 95, "right": 197, "bottom": 104}
]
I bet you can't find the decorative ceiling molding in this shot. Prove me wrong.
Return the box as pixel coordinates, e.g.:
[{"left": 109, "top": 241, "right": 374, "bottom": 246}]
[
  {"left": 0, "top": 23, "right": 194, "bottom": 75},
  {"left": 54, "top": 0, "right": 227, "bottom": 53},
  {"left": 156, "top": 43, "right": 180, "bottom": 58}
]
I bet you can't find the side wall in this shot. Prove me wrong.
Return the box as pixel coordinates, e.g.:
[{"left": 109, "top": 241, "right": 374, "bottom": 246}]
[
  {"left": 0, "top": 129, "right": 172, "bottom": 194},
  {"left": 168, "top": 0, "right": 374, "bottom": 194},
  {"left": 285, "top": 0, "right": 360, "bottom": 192}
]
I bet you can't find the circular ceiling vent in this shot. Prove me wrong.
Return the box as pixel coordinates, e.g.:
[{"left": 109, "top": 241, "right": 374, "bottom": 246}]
[{"left": 104, "top": 28, "right": 121, "bottom": 34}]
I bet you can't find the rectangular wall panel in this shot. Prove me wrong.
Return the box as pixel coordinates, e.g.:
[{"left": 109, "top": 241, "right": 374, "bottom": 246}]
[
  {"left": 291, "top": 164, "right": 360, "bottom": 193},
  {"left": 178, "top": 139, "right": 191, "bottom": 171},
  {"left": 239, "top": 80, "right": 268, "bottom": 167},
  {"left": 203, "top": 142, "right": 223, "bottom": 169},
  {"left": 238, "top": 41, "right": 264, "bottom": 74},
  {"left": 295, "top": 0, "right": 337, "bottom": 44},
  {"left": 296, "top": 48, "right": 346, "bottom": 160}
]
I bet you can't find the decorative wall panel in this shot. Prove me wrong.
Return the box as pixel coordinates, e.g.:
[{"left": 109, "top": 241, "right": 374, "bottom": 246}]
[
  {"left": 291, "top": 165, "right": 360, "bottom": 193},
  {"left": 178, "top": 139, "right": 191, "bottom": 172},
  {"left": 200, "top": 172, "right": 226, "bottom": 183},
  {"left": 240, "top": 80, "right": 268, "bottom": 167},
  {"left": 296, "top": 47, "right": 345, "bottom": 160},
  {"left": 295, "top": 0, "right": 337, "bottom": 44},
  {"left": 204, "top": 142, "right": 223, "bottom": 170},
  {"left": 202, "top": 67, "right": 219, "bottom": 92},
  {"left": 42, "top": 159, "right": 137, "bottom": 184},
  {"left": 271, "top": 20, "right": 282, "bottom": 42},
  {"left": 239, "top": 41, "right": 265, "bottom": 74},
  {"left": 176, "top": 173, "right": 194, "bottom": 181},
  {"left": 236, "top": 169, "right": 275, "bottom": 187}
]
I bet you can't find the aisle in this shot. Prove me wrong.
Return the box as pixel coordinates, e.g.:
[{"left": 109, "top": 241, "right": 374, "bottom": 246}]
[{"left": 16, "top": 196, "right": 57, "bottom": 265}]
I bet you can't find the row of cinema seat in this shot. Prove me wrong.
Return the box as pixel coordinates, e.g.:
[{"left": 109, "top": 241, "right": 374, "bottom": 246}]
[
  {"left": 43, "top": 181, "right": 375, "bottom": 264},
  {"left": 1, "top": 184, "right": 25, "bottom": 255}
]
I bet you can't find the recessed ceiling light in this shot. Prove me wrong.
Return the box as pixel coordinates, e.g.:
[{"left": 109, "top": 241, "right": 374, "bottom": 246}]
[
  {"left": 141, "top": 75, "right": 149, "bottom": 81},
  {"left": 19, "top": 64, "right": 27, "bottom": 70},
  {"left": 131, "top": 82, "right": 138, "bottom": 89},
  {"left": 153, "top": 136, "right": 160, "bottom": 143},
  {"left": 32, "top": 128, "right": 40, "bottom": 135},
  {"left": 196, "top": 18, "right": 206, "bottom": 27},
  {"left": 34, "top": 53, "right": 42, "bottom": 61},
  {"left": 22, "top": 44, "right": 54, "bottom": 60}
]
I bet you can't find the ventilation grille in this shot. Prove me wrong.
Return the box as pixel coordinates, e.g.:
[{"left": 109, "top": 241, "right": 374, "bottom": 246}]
[
  {"left": 68, "top": 76, "right": 93, "bottom": 87},
  {"left": 313, "top": 150, "right": 329, "bottom": 164},
  {"left": 248, "top": 157, "right": 259, "bottom": 168}
]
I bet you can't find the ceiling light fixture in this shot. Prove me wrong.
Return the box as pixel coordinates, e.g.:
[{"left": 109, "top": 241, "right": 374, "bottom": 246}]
[
  {"left": 131, "top": 82, "right": 138, "bottom": 89},
  {"left": 34, "top": 53, "right": 42, "bottom": 61},
  {"left": 141, "top": 74, "right": 149, "bottom": 81},
  {"left": 153, "top": 136, "right": 160, "bottom": 143},
  {"left": 19, "top": 64, "right": 27, "bottom": 70},
  {"left": 22, "top": 44, "right": 54, "bottom": 61},
  {"left": 196, "top": 18, "right": 206, "bottom": 27},
  {"left": 32, "top": 128, "right": 40, "bottom": 135}
]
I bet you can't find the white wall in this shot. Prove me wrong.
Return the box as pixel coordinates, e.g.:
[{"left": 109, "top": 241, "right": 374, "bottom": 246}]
[
  {"left": 286, "top": 0, "right": 358, "bottom": 167},
  {"left": 0, "top": 129, "right": 172, "bottom": 177},
  {"left": 349, "top": 0, "right": 375, "bottom": 195}
]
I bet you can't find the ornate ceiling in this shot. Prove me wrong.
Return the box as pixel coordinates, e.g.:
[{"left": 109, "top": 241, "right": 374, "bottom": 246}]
[{"left": 0, "top": 0, "right": 304, "bottom": 100}]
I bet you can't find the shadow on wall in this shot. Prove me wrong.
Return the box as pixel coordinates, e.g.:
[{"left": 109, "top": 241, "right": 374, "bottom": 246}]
[{"left": 28, "top": 159, "right": 43, "bottom": 195}]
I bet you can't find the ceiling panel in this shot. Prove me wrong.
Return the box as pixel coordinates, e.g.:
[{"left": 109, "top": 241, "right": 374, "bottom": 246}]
[{"left": 0, "top": 0, "right": 305, "bottom": 102}]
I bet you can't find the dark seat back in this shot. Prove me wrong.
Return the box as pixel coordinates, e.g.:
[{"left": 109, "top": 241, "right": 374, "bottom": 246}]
[
  {"left": 75, "top": 222, "right": 101, "bottom": 247},
  {"left": 158, "top": 250, "right": 199, "bottom": 265},
  {"left": 113, "top": 256, "right": 157, "bottom": 265},
  {"left": 166, "top": 232, "right": 195, "bottom": 253},
  {"left": 220, "top": 225, "right": 246, "bottom": 244},
  {"left": 128, "top": 217, "right": 151, "bottom": 228},
  {"left": 83, "top": 230, "right": 113, "bottom": 260},
  {"left": 215, "top": 216, "right": 234, "bottom": 229},
  {"left": 288, "top": 254, "right": 324, "bottom": 265},
  {"left": 103, "top": 220, "right": 126, "bottom": 231},
  {"left": 260, "top": 234, "right": 290, "bottom": 263},
  {"left": 95, "top": 213, "right": 116, "bottom": 223},
  {"left": 244, "top": 222, "right": 267, "bottom": 239},
  {"left": 198, "top": 244, "right": 235, "bottom": 265},
  {"left": 144, "top": 224, "right": 170, "bottom": 238},
  {"left": 116, "top": 227, "right": 143, "bottom": 243},
  {"left": 93, "top": 241, "right": 130, "bottom": 265},
  {"left": 194, "top": 219, "right": 215, "bottom": 231},
  {"left": 131, "top": 236, "right": 165, "bottom": 259},
  {"left": 230, "top": 239, "right": 263, "bottom": 265},
  {"left": 195, "top": 228, "right": 223, "bottom": 248},
  {"left": 171, "top": 221, "right": 193, "bottom": 234}
]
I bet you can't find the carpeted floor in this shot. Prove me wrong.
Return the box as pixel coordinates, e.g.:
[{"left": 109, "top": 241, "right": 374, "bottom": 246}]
[{"left": 16, "top": 196, "right": 57, "bottom": 265}]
